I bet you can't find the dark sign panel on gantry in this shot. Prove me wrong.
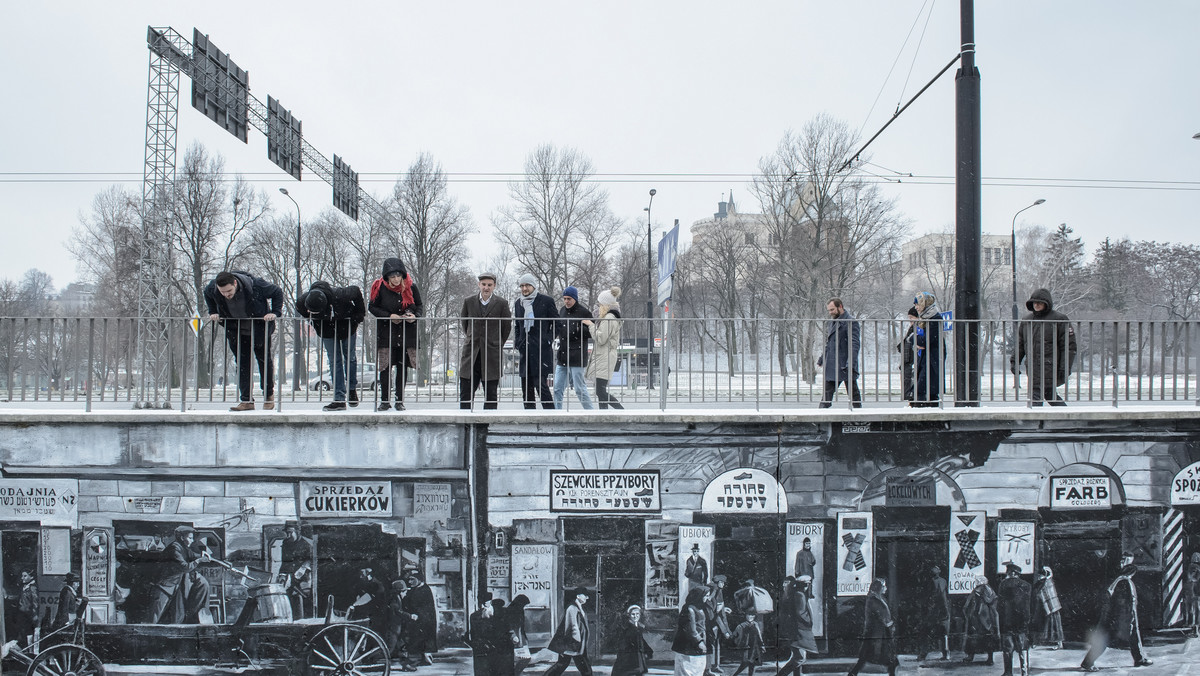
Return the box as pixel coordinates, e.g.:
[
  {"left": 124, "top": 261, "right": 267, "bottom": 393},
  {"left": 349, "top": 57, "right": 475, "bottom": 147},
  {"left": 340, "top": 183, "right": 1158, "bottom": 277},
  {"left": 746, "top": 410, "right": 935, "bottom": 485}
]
[
  {"left": 332, "top": 155, "right": 359, "bottom": 221},
  {"left": 267, "top": 96, "right": 303, "bottom": 180},
  {"left": 191, "top": 29, "right": 249, "bottom": 143}
]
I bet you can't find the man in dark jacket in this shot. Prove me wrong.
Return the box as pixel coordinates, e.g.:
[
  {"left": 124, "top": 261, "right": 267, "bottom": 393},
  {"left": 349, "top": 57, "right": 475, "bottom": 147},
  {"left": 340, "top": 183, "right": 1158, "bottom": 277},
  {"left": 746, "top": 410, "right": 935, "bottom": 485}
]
[
  {"left": 997, "top": 563, "right": 1031, "bottom": 676},
  {"left": 1011, "top": 288, "right": 1077, "bottom": 406},
  {"left": 512, "top": 274, "right": 556, "bottom": 409},
  {"left": 149, "top": 526, "right": 210, "bottom": 624},
  {"left": 297, "top": 281, "right": 366, "bottom": 411},
  {"left": 554, "top": 286, "right": 594, "bottom": 409},
  {"left": 1081, "top": 556, "right": 1153, "bottom": 670},
  {"left": 403, "top": 575, "right": 439, "bottom": 665},
  {"left": 818, "top": 297, "right": 862, "bottom": 408},
  {"left": 204, "top": 271, "right": 284, "bottom": 411},
  {"left": 459, "top": 272, "right": 512, "bottom": 409}
]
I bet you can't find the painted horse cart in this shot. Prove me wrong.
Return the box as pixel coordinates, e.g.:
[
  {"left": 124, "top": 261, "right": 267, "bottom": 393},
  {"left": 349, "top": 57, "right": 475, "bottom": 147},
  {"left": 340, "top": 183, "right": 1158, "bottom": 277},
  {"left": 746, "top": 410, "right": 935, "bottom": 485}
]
[{"left": 10, "top": 590, "right": 393, "bottom": 676}]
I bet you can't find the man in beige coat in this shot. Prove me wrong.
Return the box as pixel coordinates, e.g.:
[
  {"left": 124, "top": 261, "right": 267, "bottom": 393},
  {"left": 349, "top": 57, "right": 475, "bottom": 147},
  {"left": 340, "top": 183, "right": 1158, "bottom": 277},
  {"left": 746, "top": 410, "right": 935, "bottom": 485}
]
[{"left": 459, "top": 272, "right": 512, "bottom": 409}]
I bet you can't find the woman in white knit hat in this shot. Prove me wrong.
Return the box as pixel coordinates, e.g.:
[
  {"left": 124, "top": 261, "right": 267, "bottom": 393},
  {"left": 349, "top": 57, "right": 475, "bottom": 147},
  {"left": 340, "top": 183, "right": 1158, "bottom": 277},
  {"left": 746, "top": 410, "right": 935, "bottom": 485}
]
[{"left": 583, "top": 286, "right": 624, "bottom": 409}]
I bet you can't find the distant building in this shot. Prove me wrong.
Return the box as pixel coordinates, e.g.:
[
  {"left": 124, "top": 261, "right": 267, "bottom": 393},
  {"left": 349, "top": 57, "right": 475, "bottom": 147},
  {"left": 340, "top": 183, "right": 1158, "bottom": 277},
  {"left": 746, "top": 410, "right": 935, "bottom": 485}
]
[
  {"left": 53, "top": 282, "right": 95, "bottom": 314},
  {"left": 901, "top": 233, "right": 1010, "bottom": 297}
]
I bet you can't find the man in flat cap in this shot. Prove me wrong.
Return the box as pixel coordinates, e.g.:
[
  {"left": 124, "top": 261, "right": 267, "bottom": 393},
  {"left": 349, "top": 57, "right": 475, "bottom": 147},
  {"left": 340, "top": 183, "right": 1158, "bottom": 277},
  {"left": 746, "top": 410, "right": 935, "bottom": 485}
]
[
  {"left": 459, "top": 272, "right": 512, "bottom": 409},
  {"left": 151, "top": 525, "right": 211, "bottom": 624}
]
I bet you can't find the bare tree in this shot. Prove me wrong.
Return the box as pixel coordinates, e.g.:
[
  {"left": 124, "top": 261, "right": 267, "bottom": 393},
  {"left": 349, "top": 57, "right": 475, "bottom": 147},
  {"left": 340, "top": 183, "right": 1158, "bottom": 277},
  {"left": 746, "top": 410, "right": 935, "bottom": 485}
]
[
  {"left": 493, "top": 144, "right": 621, "bottom": 295},
  {"left": 69, "top": 186, "right": 142, "bottom": 317}
]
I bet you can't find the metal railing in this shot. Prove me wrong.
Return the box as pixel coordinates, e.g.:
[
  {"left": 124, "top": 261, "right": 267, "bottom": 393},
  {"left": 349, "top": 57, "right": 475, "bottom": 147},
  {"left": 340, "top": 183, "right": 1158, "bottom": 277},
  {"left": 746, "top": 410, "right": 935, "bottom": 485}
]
[{"left": 0, "top": 315, "right": 1195, "bottom": 411}]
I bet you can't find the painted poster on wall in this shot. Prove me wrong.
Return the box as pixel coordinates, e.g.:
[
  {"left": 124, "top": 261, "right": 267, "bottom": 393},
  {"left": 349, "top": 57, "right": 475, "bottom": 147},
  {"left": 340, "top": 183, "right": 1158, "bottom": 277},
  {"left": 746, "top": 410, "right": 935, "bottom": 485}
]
[
  {"left": 997, "top": 522, "right": 1035, "bottom": 573},
  {"left": 836, "top": 512, "right": 873, "bottom": 597},
  {"left": 679, "top": 525, "right": 715, "bottom": 593},
  {"left": 511, "top": 544, "right": 556, "bottom": 608},
  {"left": 646, "top": 521, "right": 679, "bottom": 609},
  {"left": 949, "top": 511, "right": 986, "bottom": 594},
  {"left": 787, "top": 522, "right": 826, "bottom": 636}
]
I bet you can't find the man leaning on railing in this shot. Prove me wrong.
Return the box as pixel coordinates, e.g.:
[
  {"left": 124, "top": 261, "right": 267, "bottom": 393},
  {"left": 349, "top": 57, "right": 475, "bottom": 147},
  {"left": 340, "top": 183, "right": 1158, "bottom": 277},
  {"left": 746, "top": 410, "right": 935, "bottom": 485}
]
[{"left": 204, "top": 270, "right": 284, "bottom": 411}]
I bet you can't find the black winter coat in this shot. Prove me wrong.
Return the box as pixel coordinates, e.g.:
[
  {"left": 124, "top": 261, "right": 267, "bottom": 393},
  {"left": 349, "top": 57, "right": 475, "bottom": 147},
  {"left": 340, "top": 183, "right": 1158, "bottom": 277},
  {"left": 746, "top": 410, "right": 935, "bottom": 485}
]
[
  {"left": 1011, "top": 288, "right": 1077, "bottom": 391},
  {"left": 296, "top": 281, "right": 365, "bottom": 340},
  {"left": 821, "top": 311, "right": 861, "bottom": 382},
  {"left": 513, "top": 293, "right": 557, "bottom": 379},
  {"left": 997, "top": 576, "right": 1032, "bottom": 635},
  {"left": 368, "top": 273, "right": 424, "bottom": 352},
  {"left": 203, "top": 272, "right": 284, "bottom": 336},
  {"left": 555, "top": 303, "right": 593, "bottom": 368},
  {"left": 857, "top": 591, "right": 897, "bottom": 666}
]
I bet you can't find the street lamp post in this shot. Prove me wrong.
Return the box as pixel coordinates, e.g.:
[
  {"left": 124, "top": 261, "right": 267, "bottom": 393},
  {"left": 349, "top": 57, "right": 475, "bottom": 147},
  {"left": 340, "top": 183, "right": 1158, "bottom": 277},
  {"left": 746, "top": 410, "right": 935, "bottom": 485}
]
[
  {"left": 645, "top": 188, "right": 656, "bottom": 390},
  {"left": 1010, "top": 198, "right": 1046, "bottom": 323},
  {"left": 279, "top": 188, "right": 303, "bottom": 391}
]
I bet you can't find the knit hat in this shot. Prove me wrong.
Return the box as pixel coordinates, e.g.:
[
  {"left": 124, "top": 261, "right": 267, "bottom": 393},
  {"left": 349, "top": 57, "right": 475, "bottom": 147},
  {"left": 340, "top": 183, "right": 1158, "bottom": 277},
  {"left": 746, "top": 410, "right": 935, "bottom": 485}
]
[
  {"left": 562, "top": 286, "right": 579, "bottom": 302},
  {"left": 598, "top": 285, "right": 621, "bottom": 307},
  {"left": 518, "top": 273, "right": 537, "bottom": 288},
  {"left": 301, "top": 289, "right": 329, "bottom": 315}
]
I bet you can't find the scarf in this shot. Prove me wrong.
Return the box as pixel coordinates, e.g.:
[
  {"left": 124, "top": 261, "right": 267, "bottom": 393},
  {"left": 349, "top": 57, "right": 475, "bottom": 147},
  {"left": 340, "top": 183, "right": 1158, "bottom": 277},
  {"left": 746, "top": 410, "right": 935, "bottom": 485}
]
[
  {"left": 369, "top": 274, "right": 414, "bottom": 308},
  {"left": 520, "top": 291, "right": 536, "bottom": 330}
]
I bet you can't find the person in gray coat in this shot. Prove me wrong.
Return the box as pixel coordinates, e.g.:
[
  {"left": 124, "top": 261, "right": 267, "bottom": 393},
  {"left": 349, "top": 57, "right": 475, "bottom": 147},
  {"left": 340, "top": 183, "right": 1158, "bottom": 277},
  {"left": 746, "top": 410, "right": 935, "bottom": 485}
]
[
  {"left": 459, "top": 272, "right": 512, "bottom": 409},
  {"left": 817, "top": 298, "right": 862, "bottom": 408}
]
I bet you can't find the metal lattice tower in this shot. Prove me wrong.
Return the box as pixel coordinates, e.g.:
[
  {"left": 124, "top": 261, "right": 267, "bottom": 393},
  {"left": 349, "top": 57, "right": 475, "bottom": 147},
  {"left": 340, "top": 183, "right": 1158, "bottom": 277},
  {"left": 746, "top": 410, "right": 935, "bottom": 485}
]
[{"left": 137, "top": 36, "right": 184, "bottom": 408}]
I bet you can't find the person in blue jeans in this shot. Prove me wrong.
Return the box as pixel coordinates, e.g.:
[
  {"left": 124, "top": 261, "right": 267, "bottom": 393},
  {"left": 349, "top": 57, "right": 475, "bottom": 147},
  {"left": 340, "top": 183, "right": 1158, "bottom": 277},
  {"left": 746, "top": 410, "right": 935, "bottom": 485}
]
[
  {"left": 554, "top": 286, "right": 594, "bottom": 410},
  {"left": 297, "top": 281, "right": 365, "bottom": 411}
]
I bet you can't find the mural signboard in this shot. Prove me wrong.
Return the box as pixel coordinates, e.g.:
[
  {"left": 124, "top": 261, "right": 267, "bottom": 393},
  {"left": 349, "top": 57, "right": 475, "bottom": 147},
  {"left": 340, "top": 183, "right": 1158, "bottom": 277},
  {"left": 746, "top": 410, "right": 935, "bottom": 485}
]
[
  {"left": 511, "top": 544, "right": 556, "bottom": 608},
  {"left": 1171, "top": 461, "right": 1200, "bottom": 505},
  {"left": 949, "top": 511, "right": 986, "bottom": 594},
  {"left": 997, "top": 521, "right": 1036, "bottom": 573},
  {"left": 678, "top": 525, "right": 715, "bottom": 593},
  {"left": 885, "top": 476, "right": 936, "bottom": 507},
  {"left": 413, "top": 483, "right": 452, "bottom": 522},
  {"left": 41, "top": 527, "right": 71, "bottom": 575},
  {"left": 549, "top": 470, "right": 661, "bottom": 513},
  {"left": 83, "top": 528, "right": 112, "bottom": 599},
  {"left": 1050, "top": 476, "right": 1111, "bottom": 510},
  {"left": 836, "top": 512, "right": 873, "bottom": 597},
  {"left": 786, "top": 522, "right": 826, "bottom": 636},
  {"left": 0, "top": 478, "right": 79, "bottom": 527},
  {"left": 299, "top": 481, "right": 393, "bottom": 517},
  {"left": 700, "top": 468, "right": 788, "bottom": 513}
]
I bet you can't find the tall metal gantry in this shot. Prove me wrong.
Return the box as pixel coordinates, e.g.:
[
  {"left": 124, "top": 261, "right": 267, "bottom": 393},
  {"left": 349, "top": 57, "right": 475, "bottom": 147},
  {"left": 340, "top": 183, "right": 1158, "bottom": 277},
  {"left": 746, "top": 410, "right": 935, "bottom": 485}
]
[{"left": 136, "top": 26, "right": 392, "bottom": 406}]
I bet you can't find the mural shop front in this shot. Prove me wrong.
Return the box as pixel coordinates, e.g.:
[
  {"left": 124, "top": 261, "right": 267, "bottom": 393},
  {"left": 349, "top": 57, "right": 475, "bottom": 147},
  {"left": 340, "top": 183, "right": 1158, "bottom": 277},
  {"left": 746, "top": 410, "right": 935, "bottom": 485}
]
[
  {"left": 481, "top": 417, "right": 1200, "bottom": 662},
  {"left": 0, "top": 419, "right": 470, "bottom": 670}
]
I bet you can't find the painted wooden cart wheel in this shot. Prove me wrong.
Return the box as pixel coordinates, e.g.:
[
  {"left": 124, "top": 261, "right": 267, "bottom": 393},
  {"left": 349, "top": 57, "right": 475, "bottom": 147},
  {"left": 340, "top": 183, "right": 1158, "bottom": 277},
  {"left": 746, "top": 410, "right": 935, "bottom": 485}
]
[
  {"left": 306, "top": 624, "right": 392, "bottom": 675},
  {"left": 26, "top": 644, "right": 107, "bottom": 676}
]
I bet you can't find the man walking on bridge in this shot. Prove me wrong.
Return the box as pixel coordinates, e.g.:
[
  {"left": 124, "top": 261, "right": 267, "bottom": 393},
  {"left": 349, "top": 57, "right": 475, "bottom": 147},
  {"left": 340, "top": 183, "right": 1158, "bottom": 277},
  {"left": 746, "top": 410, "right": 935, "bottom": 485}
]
[{"left": 818, "top": 298, "right": 861, "bottom": 408}]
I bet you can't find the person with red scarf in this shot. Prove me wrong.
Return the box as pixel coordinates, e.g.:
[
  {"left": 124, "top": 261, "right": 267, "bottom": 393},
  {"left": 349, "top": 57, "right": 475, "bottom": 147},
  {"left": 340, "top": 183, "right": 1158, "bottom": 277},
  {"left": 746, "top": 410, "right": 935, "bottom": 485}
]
[{"left": 368, "top": 258, "right": 423, "bottom": 411}]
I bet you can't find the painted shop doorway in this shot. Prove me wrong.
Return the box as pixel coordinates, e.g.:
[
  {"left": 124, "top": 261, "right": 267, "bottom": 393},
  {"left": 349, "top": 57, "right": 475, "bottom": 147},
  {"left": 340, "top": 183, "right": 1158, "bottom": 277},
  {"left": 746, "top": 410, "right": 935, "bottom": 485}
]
[
  {"left": 708, "top": 515, "right": 785, "bottom": 651},
  {"left": 312, "top": 523, "right": 400, "bottom": 618},
  {"left": 1039, "top": 510, "right": 1121, "bottom": 640},
  {"left": 872, "top": 506, "right": 951, "bottom": 655},
  {"left": 1, "top": 528, "right": 39, "bottom": 646},
  {"left": 561, "top": 517, "right": 645, "bottom": 659}
]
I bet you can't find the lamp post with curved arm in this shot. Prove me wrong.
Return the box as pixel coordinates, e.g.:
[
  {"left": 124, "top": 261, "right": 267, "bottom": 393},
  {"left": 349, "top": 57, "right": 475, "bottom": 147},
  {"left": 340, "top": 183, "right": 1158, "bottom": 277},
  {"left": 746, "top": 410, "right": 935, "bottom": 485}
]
[
  {"left": 279, "top": 188, "right": 303, "bottom": 391},
  {"left": 1011, "top": 199, "right": 1045, "bottom": 322},
  {"left": 645, "top": 188, "right": 656, "bottom": 389}
]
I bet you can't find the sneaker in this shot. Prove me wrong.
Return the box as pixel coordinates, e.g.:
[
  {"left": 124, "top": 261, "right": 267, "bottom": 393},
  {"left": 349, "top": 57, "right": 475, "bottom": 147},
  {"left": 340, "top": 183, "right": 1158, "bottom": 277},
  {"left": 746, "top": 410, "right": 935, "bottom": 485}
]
[
  {"left": 323, "top": 401, "right": 347, "bottom": 411},
  {"left": 230, "top": 401, "right": 255, "bottom": 412},
  {"left": 263, "top": 398, "right": 275, "bottom": 410},
  {"left": 376, "top": 402, "right": 392, "bottom": 412},
  {"left": 348, "top": 390, "right": 359, "bottom": 407}
]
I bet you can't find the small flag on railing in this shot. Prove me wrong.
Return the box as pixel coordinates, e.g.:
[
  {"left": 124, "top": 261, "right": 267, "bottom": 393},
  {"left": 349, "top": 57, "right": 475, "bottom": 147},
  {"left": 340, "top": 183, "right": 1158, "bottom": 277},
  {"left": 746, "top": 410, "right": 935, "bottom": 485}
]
[
  {"left": 189, "top": 310, "right": 202, "bottom": 336},
  {"left": 940, "top": 310, "right": 954, "bottom": 332}
]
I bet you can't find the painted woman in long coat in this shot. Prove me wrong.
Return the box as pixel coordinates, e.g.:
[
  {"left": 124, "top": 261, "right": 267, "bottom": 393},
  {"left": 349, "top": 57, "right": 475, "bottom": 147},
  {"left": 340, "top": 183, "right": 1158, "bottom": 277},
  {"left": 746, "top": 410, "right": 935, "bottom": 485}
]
[
  {"left": 672, "top": 587, "right": 709, "bottom": 676},
  {"left": 962, "top": 575, "right": 999, "bottom": 664},
  {"left": 848, "top": 578, "right": 897, "bottom": 676},
  {"left": 611, "top": 605, "right": 653, "bottom": 676},
  {"left": 1033, "top": 566, "right": 1063, "bottom": 648}
]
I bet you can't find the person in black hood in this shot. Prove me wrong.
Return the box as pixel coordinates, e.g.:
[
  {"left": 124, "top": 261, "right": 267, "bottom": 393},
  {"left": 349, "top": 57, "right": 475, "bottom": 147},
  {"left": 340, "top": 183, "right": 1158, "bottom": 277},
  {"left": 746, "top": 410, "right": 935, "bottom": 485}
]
[
  {"left": 368, "top": 258, "right": 423, "bottom": 411},
  {"left": 204, "top": 270, "right": 284, "bottom": 411},
  {"left": 297, "top": 281, "right": 366, "bottom": 411},
  {"left": 1010, "top": 288, "right": 1077, "bottom": 406}
]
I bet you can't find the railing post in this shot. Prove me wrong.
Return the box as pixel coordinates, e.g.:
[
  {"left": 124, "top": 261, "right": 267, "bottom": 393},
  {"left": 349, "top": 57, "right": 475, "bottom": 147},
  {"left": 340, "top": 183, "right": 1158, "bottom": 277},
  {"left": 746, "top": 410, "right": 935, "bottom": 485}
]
[
  {"left": 276, "top": 318, "right": 287, "bottom": 413},
  {"left": 85, "top": 318, "right": 95, "bottom": 413}
]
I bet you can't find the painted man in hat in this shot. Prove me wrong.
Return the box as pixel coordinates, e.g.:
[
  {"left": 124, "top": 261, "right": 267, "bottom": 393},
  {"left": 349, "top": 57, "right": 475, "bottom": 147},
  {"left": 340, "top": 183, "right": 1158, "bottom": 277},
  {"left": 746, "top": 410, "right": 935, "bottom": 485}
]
[
  {"left": 53, "top": 572, "right": 82, "bottom": 629},
  {"left": 685, "top": 542, "right": 709, "bottom": 589},
  {"left": 546, "top": 586, "right": 592, "bottom": 675},
  {"left": 278, "top": 521, "right": 314, "bottom": 618},
  {"left": 151, "top": 525, "right": 211, "bottom": 624},
  {"left": 997, "top": 562, "right": 1032, "bottom": 676},
  {"left": 459, "top": 272, "right": 512, "bottom": 409}
]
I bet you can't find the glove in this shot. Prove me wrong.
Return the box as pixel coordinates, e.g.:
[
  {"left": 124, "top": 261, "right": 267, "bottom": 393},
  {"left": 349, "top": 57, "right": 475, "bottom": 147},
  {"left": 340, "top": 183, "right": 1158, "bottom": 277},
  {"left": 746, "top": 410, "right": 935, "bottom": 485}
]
[{"left": 915, "top": 327, "right": 925, "bottom": 337}]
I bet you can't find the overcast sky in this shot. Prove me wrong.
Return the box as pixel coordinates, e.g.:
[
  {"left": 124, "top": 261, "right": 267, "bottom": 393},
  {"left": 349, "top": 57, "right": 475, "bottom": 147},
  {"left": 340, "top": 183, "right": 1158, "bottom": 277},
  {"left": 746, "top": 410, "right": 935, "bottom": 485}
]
[{"left": 2, "top": 1, "right": 1197, "bottom": 292}]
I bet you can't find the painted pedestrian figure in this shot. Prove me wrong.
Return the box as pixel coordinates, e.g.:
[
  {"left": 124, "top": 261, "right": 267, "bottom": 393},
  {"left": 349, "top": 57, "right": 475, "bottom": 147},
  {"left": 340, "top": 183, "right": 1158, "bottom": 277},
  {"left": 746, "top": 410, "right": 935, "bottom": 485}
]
[
  {"left": 545, "top": 586, "right": 593, "bottom": 676},
  {"left": 847, "top": 578, "right": 897, "bottom": 676},
  {"left": 277, "top": 521, "right": 313, "bottom": 619},
  {"left": 997, "top": 563, "right": 1031, "bottom": 676},
  {"left": 149, "top": 525, "right": 211, "bottom": 624},
  {"left": 1032, "top": 566, "right": 1063, "bottom": 649},
  {"left": 403, "top": 574, "right": 439, "bottom": 665},
  {"left": 730, "top": 612, "right": 764, "bottom": 676},
  {"left": 1080, "top": 556, "right": 1153, "bottom": 671},
  {"left": 1187, "top": 554, "right": 1200, "bottom": 638},
  {"left": 777, "top": 576, "right": 817, "bottom": 676},
  {"left": 917, "top": 565, "right": 950, "bottom": 662},
  {"left": 962, "top": 575, "right": 999, "bottom": 665},
  {"left": 673, "top": 586, "right": 709, "bottom": 676},
  {"left": 611, "top": 604, "right": 653, "bottom": 676}
]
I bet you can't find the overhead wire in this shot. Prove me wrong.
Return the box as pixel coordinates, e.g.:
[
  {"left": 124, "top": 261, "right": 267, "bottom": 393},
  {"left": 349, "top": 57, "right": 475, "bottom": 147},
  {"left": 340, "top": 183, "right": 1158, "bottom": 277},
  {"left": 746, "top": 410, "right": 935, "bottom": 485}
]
[{"left": 859, "top": 0, "right": 934, "bottom": 136}]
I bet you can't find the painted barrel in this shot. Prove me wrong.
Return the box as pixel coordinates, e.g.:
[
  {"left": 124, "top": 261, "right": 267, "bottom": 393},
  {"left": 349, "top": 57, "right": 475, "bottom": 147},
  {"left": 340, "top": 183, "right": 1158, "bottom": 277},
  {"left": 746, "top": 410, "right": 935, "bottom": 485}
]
[{"left": 250, "top": 583, "right": 293, "bottom": 623}]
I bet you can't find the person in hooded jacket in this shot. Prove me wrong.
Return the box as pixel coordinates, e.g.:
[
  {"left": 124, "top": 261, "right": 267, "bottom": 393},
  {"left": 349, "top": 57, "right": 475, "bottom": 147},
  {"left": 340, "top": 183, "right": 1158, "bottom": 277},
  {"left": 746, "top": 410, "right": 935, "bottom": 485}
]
[
  {"left": 368, "top": 258, "right": 423, "bottom": 411},
  {"left": 554, "top": 286, "right": 594, "bottom": 409},
  {"left": 297, "top": 281, "right": 366, "bottom": 411},
  {"left": 204, "top": 270, "right": 284, "bottom": 411},
  {"left": 513, "top": 274, "right": 557, "bottom": 409},
  {"left": 911, "top": 291, "right": 944, "bottom": 407},
  {"left": 583, "top": 286, "right": 624, "bottom": 409},
  {"left": 1011, "top": 288, "right": 1077, "bottom": 406}
]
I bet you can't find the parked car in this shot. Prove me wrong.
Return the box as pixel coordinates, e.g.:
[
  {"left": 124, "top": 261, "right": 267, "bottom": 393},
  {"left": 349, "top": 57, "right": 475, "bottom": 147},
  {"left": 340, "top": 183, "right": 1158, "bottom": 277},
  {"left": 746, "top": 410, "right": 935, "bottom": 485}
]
[{"left": 309, "top": 362, "right": 377, "bottom": 391}]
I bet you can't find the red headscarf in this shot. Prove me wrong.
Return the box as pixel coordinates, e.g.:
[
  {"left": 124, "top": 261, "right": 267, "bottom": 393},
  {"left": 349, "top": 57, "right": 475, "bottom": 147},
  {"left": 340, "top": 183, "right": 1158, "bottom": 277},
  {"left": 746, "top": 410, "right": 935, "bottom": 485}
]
[{"left": 370, "top": 273, "right": 414, "bottom": 308}]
